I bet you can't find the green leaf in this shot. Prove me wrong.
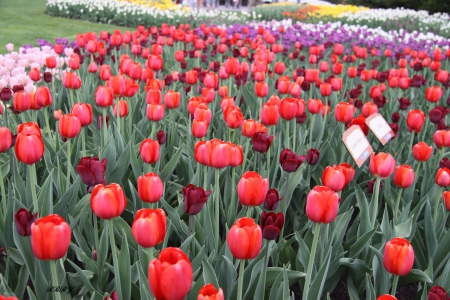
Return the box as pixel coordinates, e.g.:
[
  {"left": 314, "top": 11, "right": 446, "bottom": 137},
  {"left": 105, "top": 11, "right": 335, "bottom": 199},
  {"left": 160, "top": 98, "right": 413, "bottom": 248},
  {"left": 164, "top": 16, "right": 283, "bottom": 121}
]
[
  {"left": 159, "top": 147, "right": 182, "bottom": 183},
  {"left": 308, "top": 251, "right": 331, "bottom": 300},
  {"left": 349, "top": 229, "right": 376, "bottom": 258},
  {"left": 424, "top": 200, "right": 438, "bottom": 258},
  {"left": 365, "top": 273, "right": 376, "bottom": 300},
  {"left": 68, "top": 259, "right": 98, "bottom": 294},
  {"left": 108, "top": 141, "right": 131, "bottom": 184},
  {"left": 404, "top": 269, "right": 433, "bottom": 284},
  {"left": 202, "top": 258, "right": 220, "bottom": 292},
  {"left": 218, "top": 256, "right": 237, "bottom": 300},
  {"left": 394, "top": 215, "right": 413, "bottom": 238},
  {"left": 118, "top": 230, "right": 131, "bottom": 300},
  {"left": 370, "top": 245, "right": 390, "bottom": 295}
]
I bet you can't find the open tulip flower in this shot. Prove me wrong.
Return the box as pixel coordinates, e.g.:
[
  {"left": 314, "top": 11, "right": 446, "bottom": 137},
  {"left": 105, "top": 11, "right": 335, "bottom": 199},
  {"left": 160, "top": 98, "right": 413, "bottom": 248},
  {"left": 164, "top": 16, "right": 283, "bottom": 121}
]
[{"left": 3, "top": 18, "right": 450, "bottom": 300}]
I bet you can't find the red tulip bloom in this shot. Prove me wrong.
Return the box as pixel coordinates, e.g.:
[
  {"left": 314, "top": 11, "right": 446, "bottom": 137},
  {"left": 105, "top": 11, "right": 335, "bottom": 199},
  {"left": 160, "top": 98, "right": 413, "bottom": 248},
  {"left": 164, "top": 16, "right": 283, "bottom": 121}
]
[
  {"left": 241, "top": 119, "right": 267, "bottom": 138},
  {"left": 62, "top": 72, "right": 82, "bottom": 90},
  {"left": 13, "top": 90, "right": 31, "bottom": 112},
  {"left": 223, "top": 106, "right": 244, "bottom": 129},
  {"left": 264, "top": 189, "right": 283, "bottom": 211},
  {"left": 255, "top": 82, "right": 269, "bottom": 98},
  {"left": 229, "top": 143, "right": 244, "bottom": 167},
  {"left": 383, "top": 237, "right": 414, "bottom": 276},
  {"left": 279, "top": 98, "right": 303, "bottom": 120},
  {"left": 194, "top": 139, "right": 231, "bottom": 169},
  {"left": 14, "top": 208, "right": 37, "bottom": 237},
  {"left": 406, "top": 110, "right": 425, "bottom": 133},
  {"left": 146, "top": 104, "right": 165, "bottom": 122},
  {"left": 237, "top": 171, "right": 269, "bottom": 207},
  {"left": 428, "top": 286, "right": 448, "bottom": 300},
  {"left": 182, "top": 184, "right": 212, "bottom": 215},
  {"left": 14, "top": 132, "right": 44, "bottom": 165},
  {"left": 436, "top": 168, "right": 450, "bottom": 187},
  {"left": 140, "top": 138, "right": 160, "bottom": 164},
  {"left": 147, "top": 55, "right": 164, "bottom": 71},
  {"left": 260, "top": 212, "right": 284, "bottom": 240},
  {"left": 425, "top": 86, "right": 443, "bottom": 103},
  {"left": 203, "top": 72, "right": 218, "bottom": 89},
  {"left": 34, "top": 86, "right": 52, "bottom": 107},
  {"left": 95, "top": 86, "right": 114, "bottom": 107},
  {"left": 192, "top": 119, "right": 208, "bottom": 138},
  {"left": 225, "top": 57, "right": 239, "bottom": 75},
  {"left": 164, "top": 90, "right": 181, "bottom": 109},
  {"left": 335, "top": 102, "right": 354, "bottom": 123},
  {"left": 393, "top": 165, "right": 415, "bottom": 189},
  {"left": 260, "top": 102, "right": 279, "bottom": 126},
  {"left": 322, "top": 166, "right": 346, "bottom": 192},
  {"left": 197, "top": 284, "right": 225, "bottom": 300},
  {"left": 138, "top": 172, "right": 164, "bottom": 203},
  {"left": 59, "top": 114, "right": 81, "bottom": 138},
  {"left": 369, "top": 153, "right": 396, "bottom": 179},
  {"left": 336, "top": 163, "right": 355, "bottom": 185},
  {"left": 308, "top": 99, "right": 323, "bottom": 114},
  {"left": 0, "top": 127, "right": 12, "bottom": 153},
  {"left": 361, "top": 102, "right": 378, "bottom": 118},
  {"left": 148, "top": 248, "right": 193, "bottom": 300},
  {"left": 132, "top": 208, "right": 166, "bottom": 248},
  {"left": 320, "top": 83, "right": 332, "bottom": 97},
  {"left": 434, "top": 130, "right": 450, "bottom": 149},
  {"left": 31, "top": 214, "right": 71, "bottom": 260},
  {"left": 305, "top": 69, "right": 319, "bottom": 83},
  {"left": 46, "top": 56, "right": 57, "bottom": 69},
  {"left": 76, "top": 156, "right": 107, "bottom": 190},
  {"left": 377, "top": 295, "right": 397, "bottom": 300},
  {"left": 227, "top": 217, "right": 262, "bottom": 259},
  {"left": 107, "top": 76, "right": 126, "bottom": 97},
  {"left": 412, "top": 142, "right": 432, "bottom": 162},
  {"left": 306, "top": 186, "right": 339, "bottom": 224},
  {"left": 443, "top": 191, "right": 450, "bottom": 211},
  {"left": 186, "top": 70, "right": 198, "bottom": 85},
  {"left": 113, "top": 100, "right": 128, "bottom": 117},
  {"left": 99, "top": 65, "right": 112, "bottom": 81},
  {"left": 90, "top": 183, "right": 127, "bottom": 219}
]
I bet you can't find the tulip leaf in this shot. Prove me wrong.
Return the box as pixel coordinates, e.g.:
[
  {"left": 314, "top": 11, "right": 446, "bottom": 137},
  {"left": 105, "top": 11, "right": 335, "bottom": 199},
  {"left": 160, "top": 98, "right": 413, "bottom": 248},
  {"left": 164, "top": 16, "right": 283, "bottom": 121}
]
[
  {"left": 202, "top": 258, "right": 220, "bottom": 292},
  {"left": 347, "top": 275, "right": 360, "bottom": 300},
  {"left": 97, "top": 221, "right": 109, "bottom": 275},
  {"left": 108, "top": 141, "right": 131, "bottom": 184},
  {"left": 12, "top": 223, "right": 35, "bottom": 284},
  {"left": 269, "top": 269, "right": 284, "bottom": 300},
  {"left": 295, "top": 232, "right": 311, "bottom": 270},
  {"left": 354, "top": 183, "right": 371, "bottom": 238},
  {"left": 340, "top": 258, "right": 371, "bottom": 281},
  {"left": 34, "top": 261, "right": 48, "bottom": 300},
  {"left": 159, "top": 147, "right": 182, "bottom": 183},
  {"left": 13, "top": 264, "right": 28, "bottom": 300},
  {"left": 218, "top": 255, "right": 236, "bottom": 300},
  {"left": 7, "top": 247, "right": 24, "bottom": 265},
  {"left": 438, "top": 258, "right": 450, "bottom": 290},
  {"left": 243, "top": 259, "right": 264, "bottom": 299},
  {"left": 434, "top": 227, "right": 450, "bottom": 275},
  {"left": 118, "top": 230, "right": 131, "bottom": 300},
  {"left": 369, "top": 245, "right": 390, "bottom": 295},
  {"left": 180, "top": 233, "right": 195, "bottom": 254},
  {"left": 349, "top": 229, "right": 376, "bottom": 258},
  {"left": 112, "top": 217, "right": 137, "bottom": 251},
  {"left": 37, "top": 170, "right": 53, "bottom": 216},
  {"left": 404, "top": 269, "right": 433, "bottom": 284},
  {"left": 130, "top": 139, "right": 143, "bottom": 183},
  {"left": 138, "top": 263, "right": 152, "bottom": 300},
  {"left": 394, "top": 214, "right": 414, "bottom": 238},
  {"left": 0, "top": 274, "right": 14, "bottom": 297},
  {"left": 187, "top": 275, "right": 205, "bottom": 300},
  {"left": 68, "top": 259, "right": 98, "bottom": 294},
  {"left": 424, "top": 200, "right": 438, "bottom": 259},
  {"left": 102, "top": 135, "right": 117, "bottom": 178},
  {"left": 26, "top": 286, "right": 38, "bottom": 300},
  {"left": 365, "top": 273, "right": 376, "bottom": 300}
]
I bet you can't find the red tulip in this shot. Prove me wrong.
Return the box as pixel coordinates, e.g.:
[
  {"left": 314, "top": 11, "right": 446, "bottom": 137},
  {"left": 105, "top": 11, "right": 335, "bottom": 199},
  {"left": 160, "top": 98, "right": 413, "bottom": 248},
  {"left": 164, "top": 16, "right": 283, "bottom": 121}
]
[
  {"left": 14, "top": 131, "right": 44, "bottom": 165},
  {"left": 138, "top": 172, "right": 164, "bottom": 203},
  {"left": 192, "top": 119, "right": 208, "bottom": 138},
  {"left": 197, "top": 284, "right": 225, "bottom": 300},
  {"left": 99, "top": 65, "right": 112, "bottom": 81},
  {"left": 361, "top": 102, "right": 378, "bottom": 118},
  {"left": 182, "top": 184, "right": 212, "bottom": 215},
  {"left": 305, "top": 69, "right": 319, "bottom": 83},
  {"left": 31, "top": 214, "right": 71, "bottom": 260},
  {"left": 147, "top": 55, "right": 164, "bottom": 71},
  {"left": 225, "top": 57, "right": 239, "bottom": 75},
  {"left": 255, "top": 82, "right": 269, "bottom": 98},
  {"left": 436, "top": 168, "right": 450, "bottom": 187},
  {"left": 132, "top": 208, "right": 166, "bottom": 248},
  {"left": 107, "top": 76, "right": 126, "bottom": 97},
  {"left": 279, "top": 98, "right": 303, "bottom": 121},
  {"left": 443, "top": 191, "right": 450, "bottom": 211},
  {"left": 335, "top": 102, "right": 354, "bottom": 123},
  {"left": 129, "top": 62, "right": 143, "bottom": 81},
  {"left": 383, "top": 237, "right": 414, "bottom": 276},
  {"left": 0, "top": 127, "right": 12, "bottom": 153},
  {"left": 59, "top": 114, "right": 81, "bottom": 138},
  {"left": 203, "top": 72, "right": 218, "bottom": 89},
  {"left": 237, "top": 171, "right": 269, "bottom": 207},
  {"left": 369, "top": 153, "right": 396, "bottom": 179},
  {"left": 347, "top": 67, "right": 357, "bottom": 78},
  {"left": 227, "top": 217, "right": 262, "bottom": 259},
  {"left": 90, "top": 183, "right": 127, "bottom": 219},
  {"left": 186, "top": 70, "right": 198, "bottom": 85},
  {"left": 428, "top": 286, "right": 448, "bottom": 300},
  {"left": 252, "top": 132, "right": 274, "bottom": 153},
  {"left": 393, "top": 165, "right": 415, "bottom": 188},
  {"left": 307, "top": 99, "right": 323, "bottom": 114},
  {"left": 330, "top": 77, "right": 342, "bottom": 91},
  {"left": 14, "top": 208, "right": 37, "bottom": 237},
  {"left": 13, "top": 90, "right": 31, "bottom": 112},
  {"left": 264, "top": 189, "right": 283, "bottom": 211},
  {"left": 113, "top": 100, "right": 128, "bottom": 117},
  {"left": 434, "top": 130, "right": 450, "bottom": 149},
  {"left": 223, "top": 106, "right": 244, "bottom": 129},
  {"left": 320, "top": 83, "right": 332, "bottom": 97},
  {"left": 194, "top": 139, "right": 231, "bottom": 169},
  {"left": 241, "top": 119, "right": 267, "bottom": 138},
  {"left": 426, "top": 86, "right": 443, "bottom": 103},
  {"left": 95, "top": 86, "right": 114, "bottom": 107},
  {"left": 412, "top": 142, "right": 432, "bottom": 162},
  {"left": 0, "top": 295, "right": 19, "bottom": 300},
  {"left": 322, "top": 166, "right": 346, "bottom": 192},
  {"left": 260, "top": 212, "right": 284, "bottom": 240},
  {"left": 260, "top": 102, "right": 279, "bottom": 126},
  {"left": 146, "top": 104, "right": 165, "bottom": 122},
  {"left": 306, "top": 186, "right": 339, "bottom": 224},
  {"left": 164, "top": 90, "right": 181, "bottom": 109},
  {"left": 229, "top": 143, "right": 244, "bottom": 167},
  {"left": 335, "top": 163, "right": 355, "bottom": 185},
  {"left": 377, "top": 295, "right": 397, "bottom": 300},
  {"left": 140, "top": 138, "right": 160, "bottom": 164},
  {"left": 406, "top": 110, "right": 425, "bottom": 133},
  {"left": 148, "top": 248, "right": 193, "bottom": 300},
  {"left": 46, "top": 56, "right": 57, "bottom": 69},
  {"left": 62, "top": 72, "right": 82, "bottom": 90},
  {"left": 35, "top": 86, "right": 52, "bottom": 107}
]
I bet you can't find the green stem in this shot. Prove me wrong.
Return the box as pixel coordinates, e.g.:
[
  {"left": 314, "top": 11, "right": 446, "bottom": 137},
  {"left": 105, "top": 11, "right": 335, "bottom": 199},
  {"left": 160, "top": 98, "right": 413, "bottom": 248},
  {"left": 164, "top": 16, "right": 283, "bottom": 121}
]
[
  {"left": 258, "top": 152, "right": 262, "bottom": 174},
  {"left": 66, "top": 138, "right": 71, "bottom": 193},
  {"left": 246, "top": 206, "right": 253, "bottom": 218},
  {"left": 292, "top": 119, "right": 296, "bottom": 153},
  {"left": 0, "top": 162, "right": 7, "bottom": 214},
  {"left": 286, "top": 119, "right": 290, "bottom": 150},
  {"left": 116, "top": 98, "right": 121, "bottom": 136},
  {"left": 309, "top": 114, "right": 314, "bottom": 147},
  {"left": 103, "top": 108, "right": 107, "bottom": 151},
  {"left": 203, "top": 165, "right": 208, "bottom": 190},
  {"left": 214, "top": 168, "right": 220, "bottom": 251},
  {"left": 394, "top": 189, "right": 403, "bottom": 222},
  {"left": 93, "top": 213, "right": 99, "bottom": 253},
  {"left": 51, "top": 260, "right": 62, "bottom": 300},
  {"left": 189, "top": 215, "right": 195, "bottom": 257},
  {"left": 391, "top": 275, "right": 399, "bottom": 297},
  {"left": 69, "top": 89, "right": 75, "bottom": 108},
  {"left": 371, "top": 177, "right": 382, "bottom": 228},
  {"left": 260, "top": 242, "right": 270, "bottom": 300},
  {"left": 231, "top": 167, "right": 236, "bottom": 222},
  {"left": 243, "top": 138, "right": 250, "bottom": 171},
  {"left": 237, "top": 259, "right": 246, "bottom": 300},
  {"left": 302, "top": 223, "right": 321, "bottom": 300},
  {"left": 434, "top": 186, "right": 443, "bottom": 228},
  {"left": 107, "top": 219, "right": 123, "bottom": 299},
  {"left": 44, "top": 107, "right": 50, "bottom": 136},
  {"left": 279, "top": 172, "right": 289, "bottom": 239},
  {"left": 29, "top": 164, "right": 38, "bottom": 215},
  {"left": 82, "top": 127, "right": 86, "bottom": 157},
  {"left": 407, "top": 132, "right": 415, "bottom": 163}
]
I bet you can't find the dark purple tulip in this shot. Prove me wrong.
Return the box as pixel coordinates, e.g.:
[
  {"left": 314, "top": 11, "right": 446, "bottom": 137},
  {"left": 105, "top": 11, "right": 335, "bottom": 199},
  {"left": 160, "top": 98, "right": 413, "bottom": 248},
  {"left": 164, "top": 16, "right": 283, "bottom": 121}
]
[
  {"left": 252, "top": 132, "right": 274, "bottom": 153},
  {"left": 44, "top": 72, "right": 53, "bottom": 83},
  {"left": 182, "top": 184, "right": 212, "bottom": 215},
  {"left": 279, "top": 149, "right": 305, "bottom": 172},
  {"left": 76, "top": 157, "right": 107, "bottom": 190},
  {"left": 306, "top": 148, "right": 320, "bottom": 165},
  {"left": 296, "top": 112, "right": 307, "bottom": 124},
  {"left": 14, "top": 208, "right": 37, "bottom": 236},
  {"left": 440, "top": 158, "right": 450, "bottom": 169},
  {"left": 97, "top": 115, "right": 109, "bottom": 130},
  {"left": 156, "top": 130, "right": 166, "bottom": 145},
  {"left": 391, "top": 112, "right": 400, "bottom": 123},
  {"left": 429, "top": 106, "right": 447, "bottom": 124},
  {"left": 398, "top": 97, "right": 411, "bottom": 110},
  {"left": 260, "top": 212, "right": 284, "bottom": 240},
  {"left": 264, "top": 189, "right": 283, "bottom": 211},
  {"left": 0, "top": 88, "right": 12, "bottom": 102},
  {"left": 427, "top": 285, "right": 447, "bottom": 300},
  {"left": 367, "top": 179, "right": 383, "bottom": 194}
]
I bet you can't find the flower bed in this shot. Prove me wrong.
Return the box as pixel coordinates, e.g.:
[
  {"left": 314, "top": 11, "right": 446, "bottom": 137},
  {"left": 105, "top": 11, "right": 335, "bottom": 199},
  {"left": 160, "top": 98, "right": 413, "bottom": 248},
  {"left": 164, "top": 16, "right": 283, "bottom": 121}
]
[{"left": 0, "top": 20, "right": 450, "bottom": 300}]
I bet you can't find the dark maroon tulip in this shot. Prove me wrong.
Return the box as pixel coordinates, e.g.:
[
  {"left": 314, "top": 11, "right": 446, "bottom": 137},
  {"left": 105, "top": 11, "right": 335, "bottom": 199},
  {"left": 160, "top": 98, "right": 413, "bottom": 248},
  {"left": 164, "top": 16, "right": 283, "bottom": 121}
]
[
  {"left": 413, "top": 62, "right": 423, "bottom": 72},
  {"left": 429, "top": 106, "right": 447, "bottom": 124},
  {"left": 76, "top": 157, "right": 107, "bottom": 190},
  {"left": 44, "top": 72, "right": 53, "bottom": 83},
  {"left": 438, "top": 122, "right": 449, "bottom": 131},
  {"left": 391, "top": 112, "right": 400, "bottom": 123},
  {"left": 12, "top": 85, "right": 24, "bottom": 93},
  {"left": 97, "top": 115, "right": 109, "bottom": 130},
  {"left": 14, "top": 208, "right": 37, "bottom": 236},
  {"left": 367, "top": 179, "right": 383, "bottom": 194},
  {"left": 104, "top": 291, "right": 119, "bottom": 300},
  {"left": 306, "top": 148, "right": 320, "bottom": 165},
  {"left": 93, "top": 248, "right": 98, "bottom": 261},
  {"left": 428, "top": 286, "right": 447, "bottom": 300},
  {"left": 349, "top": 88, "right": 362, "bottom": 99},
  {"left": 440, "top": 158, "right": 450, "bottom": 169},
  {"left": 279, "top": 149, "right": 305, "bottom": 172},
  {"left": 252, "top": 132, "right": 274, "bottom": 153},
  {"left": 156, "top": 130, "right": 166, "bottom": 145},
  {"left": 374, "top": 96, "right": 387, "bottom": 108},
  {"left": 264, "top": 188, "right": 283, "bottom": 211},
  {"left": 301, "top": 81, "right": 310, "bottom": 92},
  {"left": 182, "top": 184, "right": 212, "bottom": 215},
  {"left": 296, "top": 112, "right": 307, "bottom": 124},
  {"left": 0, "top": 88, "right": 12, "bottom": 102},
  {"left": 398, "top": 97, "right": 411, "bottom": 110},
  {"left": 260, "top": 212, "right": 284, "bottom": 240}
]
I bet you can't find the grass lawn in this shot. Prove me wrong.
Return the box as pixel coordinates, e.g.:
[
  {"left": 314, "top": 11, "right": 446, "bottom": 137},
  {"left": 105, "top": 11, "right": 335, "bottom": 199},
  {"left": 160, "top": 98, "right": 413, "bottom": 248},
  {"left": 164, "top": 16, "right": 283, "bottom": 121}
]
[{"left": 0, "top": 0, "right": 133, "bottom": 54}]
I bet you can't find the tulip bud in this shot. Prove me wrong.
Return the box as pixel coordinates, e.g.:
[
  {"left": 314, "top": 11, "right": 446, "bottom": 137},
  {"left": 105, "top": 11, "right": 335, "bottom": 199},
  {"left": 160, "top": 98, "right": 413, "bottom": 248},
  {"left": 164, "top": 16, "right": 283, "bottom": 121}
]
[
  {"left": 306, "top": 186, "right": 339, "bottom": 223},
  {"left": 182, "top": 184, "right": 212, "bottom": 215},
  {"left": 156, "top": 130, "right": 166, "bottom": 145},
  {"left": 76, "top": 157, "right": 107, "bottom": 191},
  {"left": 252, "top": 132, "right": 274, "bottom": 153},
  {"left": 393, "top": 165, "right": 415, "bottom": 189},
  {"left": 436, "top": 168, "right": 450, "bottom": 187},
  {"left": 383, "top": 237, "right": 414, "bottom": 276},
  {"left": 264, "top": 189, "right": 283, "bottom": 211},
  {"left": 227, "top": 218, "right": 262, "bottom": 259},
  {"left": 260, "top": 212, "right": 284, "bottom": 240},
  {"left": 279, "top": 149, "right": 305, "bottom": 172},
  {"left": 14, "top": 208, "right": 37, "bottom": 237}
]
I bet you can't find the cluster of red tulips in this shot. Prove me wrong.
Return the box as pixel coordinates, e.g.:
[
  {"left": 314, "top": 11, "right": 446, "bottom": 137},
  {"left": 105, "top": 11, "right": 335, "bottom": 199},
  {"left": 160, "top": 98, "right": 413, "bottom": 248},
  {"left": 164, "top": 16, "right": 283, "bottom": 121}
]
[{"left": 1, "top": 21, "right": 450, "bottom": 300}]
